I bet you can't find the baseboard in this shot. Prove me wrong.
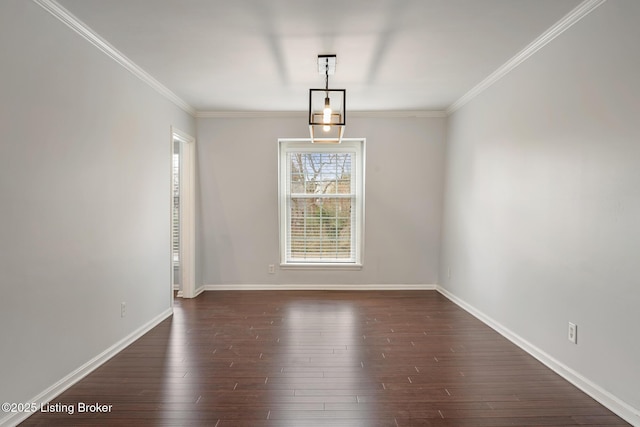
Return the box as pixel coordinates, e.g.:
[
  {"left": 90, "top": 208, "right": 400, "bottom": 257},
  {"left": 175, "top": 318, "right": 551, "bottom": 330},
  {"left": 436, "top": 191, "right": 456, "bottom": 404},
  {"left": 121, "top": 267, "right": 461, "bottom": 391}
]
[
  {"left": 0, "top": 308, "right": 173, "bottom": 427},
  {"left": 175, "top": 286, "right": 204, "bottom": 299},
  {"left": 203, "top": 283, "right": 437, "bottom": 291},
  {"left": 436, "top": 285, "right": 640, "bottom": 426}
]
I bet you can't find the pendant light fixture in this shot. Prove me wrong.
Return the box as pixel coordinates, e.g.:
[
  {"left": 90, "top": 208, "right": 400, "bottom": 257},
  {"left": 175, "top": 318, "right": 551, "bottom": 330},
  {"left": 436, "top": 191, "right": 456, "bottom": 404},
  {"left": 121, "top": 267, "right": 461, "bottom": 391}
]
[{"left": 309, "top": 54, "right": 345, "bottom": 143}]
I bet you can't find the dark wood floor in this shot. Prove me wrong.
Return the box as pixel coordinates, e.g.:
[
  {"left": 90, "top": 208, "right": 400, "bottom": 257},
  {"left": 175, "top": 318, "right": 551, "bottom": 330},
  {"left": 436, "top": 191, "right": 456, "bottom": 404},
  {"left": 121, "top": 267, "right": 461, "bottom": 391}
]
[{"left": 21, "top": 291, "right": 629, "bottom": 426}]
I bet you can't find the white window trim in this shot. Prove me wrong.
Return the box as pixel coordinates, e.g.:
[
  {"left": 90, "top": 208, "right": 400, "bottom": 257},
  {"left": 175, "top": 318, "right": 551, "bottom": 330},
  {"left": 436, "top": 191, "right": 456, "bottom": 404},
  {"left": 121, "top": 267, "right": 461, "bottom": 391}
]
[{"left": 278, "top": 138, "right": 365, "bottom": 269}]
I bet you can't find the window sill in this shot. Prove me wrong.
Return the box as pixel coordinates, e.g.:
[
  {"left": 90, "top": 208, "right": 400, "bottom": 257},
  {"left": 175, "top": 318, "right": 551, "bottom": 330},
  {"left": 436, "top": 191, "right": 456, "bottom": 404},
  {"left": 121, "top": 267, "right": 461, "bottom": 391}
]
[{"left": 280, "top": 263, "right": 363, "bottom": 271}]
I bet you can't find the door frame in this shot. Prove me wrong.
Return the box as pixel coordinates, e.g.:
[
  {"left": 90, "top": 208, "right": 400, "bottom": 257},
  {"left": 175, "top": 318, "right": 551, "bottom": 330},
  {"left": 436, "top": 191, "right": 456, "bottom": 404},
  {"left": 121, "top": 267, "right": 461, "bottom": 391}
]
[{"left": 170, "top": 127, "right": 196, "bottom": 300}]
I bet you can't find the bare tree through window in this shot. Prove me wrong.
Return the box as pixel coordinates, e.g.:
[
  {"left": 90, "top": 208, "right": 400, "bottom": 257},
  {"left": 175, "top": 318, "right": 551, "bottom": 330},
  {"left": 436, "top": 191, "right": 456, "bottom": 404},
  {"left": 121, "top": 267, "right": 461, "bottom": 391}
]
[{"left": 289, "top": 152, "right": 353, "bottom": 260}]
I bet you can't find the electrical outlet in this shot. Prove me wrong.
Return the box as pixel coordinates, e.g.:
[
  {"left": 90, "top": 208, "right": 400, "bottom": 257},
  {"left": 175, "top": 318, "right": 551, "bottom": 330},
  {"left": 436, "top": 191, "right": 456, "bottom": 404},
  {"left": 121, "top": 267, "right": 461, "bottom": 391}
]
[
  {"left": 568, "top": 322, "right": 577, "bottom": 344},
  {"left": 268, "top": 264, "right": 275, "bottom": 274},
  {"left": 121, "top": 302, "right": 126, "bottom": 318}
]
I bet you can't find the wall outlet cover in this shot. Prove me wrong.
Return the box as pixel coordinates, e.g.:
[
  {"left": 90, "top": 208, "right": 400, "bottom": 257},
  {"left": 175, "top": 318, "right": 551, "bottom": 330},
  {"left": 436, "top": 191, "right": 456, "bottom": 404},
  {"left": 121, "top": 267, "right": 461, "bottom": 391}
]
[{"left": 568, "top": 322, "right": 577, "bottom": 344}]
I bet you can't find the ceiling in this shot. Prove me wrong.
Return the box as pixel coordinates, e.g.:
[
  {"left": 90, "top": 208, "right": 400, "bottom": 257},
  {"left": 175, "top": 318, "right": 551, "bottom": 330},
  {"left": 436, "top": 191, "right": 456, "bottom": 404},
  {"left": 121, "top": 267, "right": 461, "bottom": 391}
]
[{"left": 55, "top": 0, "right": 583, "bottom": 113}]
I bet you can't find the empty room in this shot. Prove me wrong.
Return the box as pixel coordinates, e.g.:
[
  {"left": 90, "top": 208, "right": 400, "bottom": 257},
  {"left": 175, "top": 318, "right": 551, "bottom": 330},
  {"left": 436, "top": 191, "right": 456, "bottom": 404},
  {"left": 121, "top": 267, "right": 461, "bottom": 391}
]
[{"left": 1, "top": 0, "right": 638, "bottom": 426}]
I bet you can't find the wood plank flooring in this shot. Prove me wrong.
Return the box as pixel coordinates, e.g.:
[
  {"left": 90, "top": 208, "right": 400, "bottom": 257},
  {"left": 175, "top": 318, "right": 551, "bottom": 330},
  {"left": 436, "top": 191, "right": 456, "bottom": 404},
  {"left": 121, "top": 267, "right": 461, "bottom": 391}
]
[{"left": 20, "top": 291, "right": 630, "bottom": 426}]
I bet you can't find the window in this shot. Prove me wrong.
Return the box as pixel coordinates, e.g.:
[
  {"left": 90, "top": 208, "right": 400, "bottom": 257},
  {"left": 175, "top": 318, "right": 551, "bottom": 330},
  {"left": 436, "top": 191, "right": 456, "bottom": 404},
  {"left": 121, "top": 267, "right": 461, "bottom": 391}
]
[{"left": 279, "top": 139, "right": 365, "bottom": 268}]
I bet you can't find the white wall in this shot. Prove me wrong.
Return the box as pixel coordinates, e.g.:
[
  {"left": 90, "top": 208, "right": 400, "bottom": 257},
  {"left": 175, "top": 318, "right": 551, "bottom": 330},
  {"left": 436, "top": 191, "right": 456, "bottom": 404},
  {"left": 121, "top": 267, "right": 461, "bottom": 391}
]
[
  {"left": 0, "top": 0, "right": 195, "bottom": 419},
  {"left": 440, "top": 0, "right": 640, "bottom": 421},
  {"left": 197, "top": 115, "right": 445, "bottom": 286}
]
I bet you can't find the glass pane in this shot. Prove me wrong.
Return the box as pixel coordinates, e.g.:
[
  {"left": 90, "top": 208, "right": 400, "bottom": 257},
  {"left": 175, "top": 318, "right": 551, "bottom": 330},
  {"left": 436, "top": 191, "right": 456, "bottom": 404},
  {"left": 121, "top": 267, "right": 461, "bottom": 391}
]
[{"left": 289, "top": 153, "right": 352, "bottom": 195}]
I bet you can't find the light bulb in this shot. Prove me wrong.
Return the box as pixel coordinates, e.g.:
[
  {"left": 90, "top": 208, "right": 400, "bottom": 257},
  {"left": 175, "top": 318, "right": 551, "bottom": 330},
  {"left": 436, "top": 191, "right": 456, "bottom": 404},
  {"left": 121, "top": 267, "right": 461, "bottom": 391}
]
[
  {"left": 323, "top": 97, "right": 331, "bottom": 124},
  {"left": 323, "top": 125, "right": 331, "bottom": 132}
]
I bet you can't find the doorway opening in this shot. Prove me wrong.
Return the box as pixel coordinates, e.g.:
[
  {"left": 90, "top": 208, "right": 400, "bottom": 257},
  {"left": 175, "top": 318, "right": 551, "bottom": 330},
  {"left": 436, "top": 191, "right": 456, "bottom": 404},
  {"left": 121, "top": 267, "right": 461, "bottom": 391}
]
[
  {"left": 171, "top": 127, "right": 196, "bottom": 300},
  {"left": 172, "top": 139, "right": 181, "bottom": 294}
]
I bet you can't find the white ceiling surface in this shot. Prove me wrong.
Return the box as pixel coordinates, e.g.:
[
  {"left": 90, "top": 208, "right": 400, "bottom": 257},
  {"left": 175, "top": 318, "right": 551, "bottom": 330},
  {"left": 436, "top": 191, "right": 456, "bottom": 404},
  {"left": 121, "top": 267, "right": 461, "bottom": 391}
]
[{"left": 56, "top": 0, "right": 582, "bottom": 112}]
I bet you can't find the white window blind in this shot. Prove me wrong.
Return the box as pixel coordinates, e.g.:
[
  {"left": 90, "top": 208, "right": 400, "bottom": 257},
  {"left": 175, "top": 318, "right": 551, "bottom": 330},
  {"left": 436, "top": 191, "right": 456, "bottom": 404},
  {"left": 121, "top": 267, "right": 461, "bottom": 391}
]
[
  {"left": 172, "top": 152, "right": 180, "bottom": 268},
  {"left": 279, "top": 139, "right": 364, "bottom": 267}
]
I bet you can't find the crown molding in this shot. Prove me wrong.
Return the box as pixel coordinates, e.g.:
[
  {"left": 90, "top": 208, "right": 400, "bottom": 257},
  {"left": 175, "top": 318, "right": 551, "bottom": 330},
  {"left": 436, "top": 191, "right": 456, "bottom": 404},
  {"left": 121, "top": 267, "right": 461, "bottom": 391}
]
[
  {"left": 196, "top": 111, "right": 306, "bottom": 119},
  {"left": 32, "top": 0, "right": 197, "bottom": 117},
  {"left": 196, "top": 110, "right": 447, "bottom": 119},
  {"left": 447, "top": 0, "right": 607, "bottom": 115},
  {"left": 351, "top": 110, "right": 447, "bottom": 118},
  {"left": 34, "top": 0, "right": 604, "bottom": 120}
]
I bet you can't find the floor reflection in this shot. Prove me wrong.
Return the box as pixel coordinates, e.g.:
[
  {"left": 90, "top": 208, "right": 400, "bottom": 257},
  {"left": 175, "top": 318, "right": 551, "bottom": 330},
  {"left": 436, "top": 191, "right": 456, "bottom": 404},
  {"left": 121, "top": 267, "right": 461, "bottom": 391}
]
[
  {"left": 157, "top": 308, "right": 197, "bottom": 422},
  {"left": 271, "top": 299, "right": 378, "bottom": 424}
]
